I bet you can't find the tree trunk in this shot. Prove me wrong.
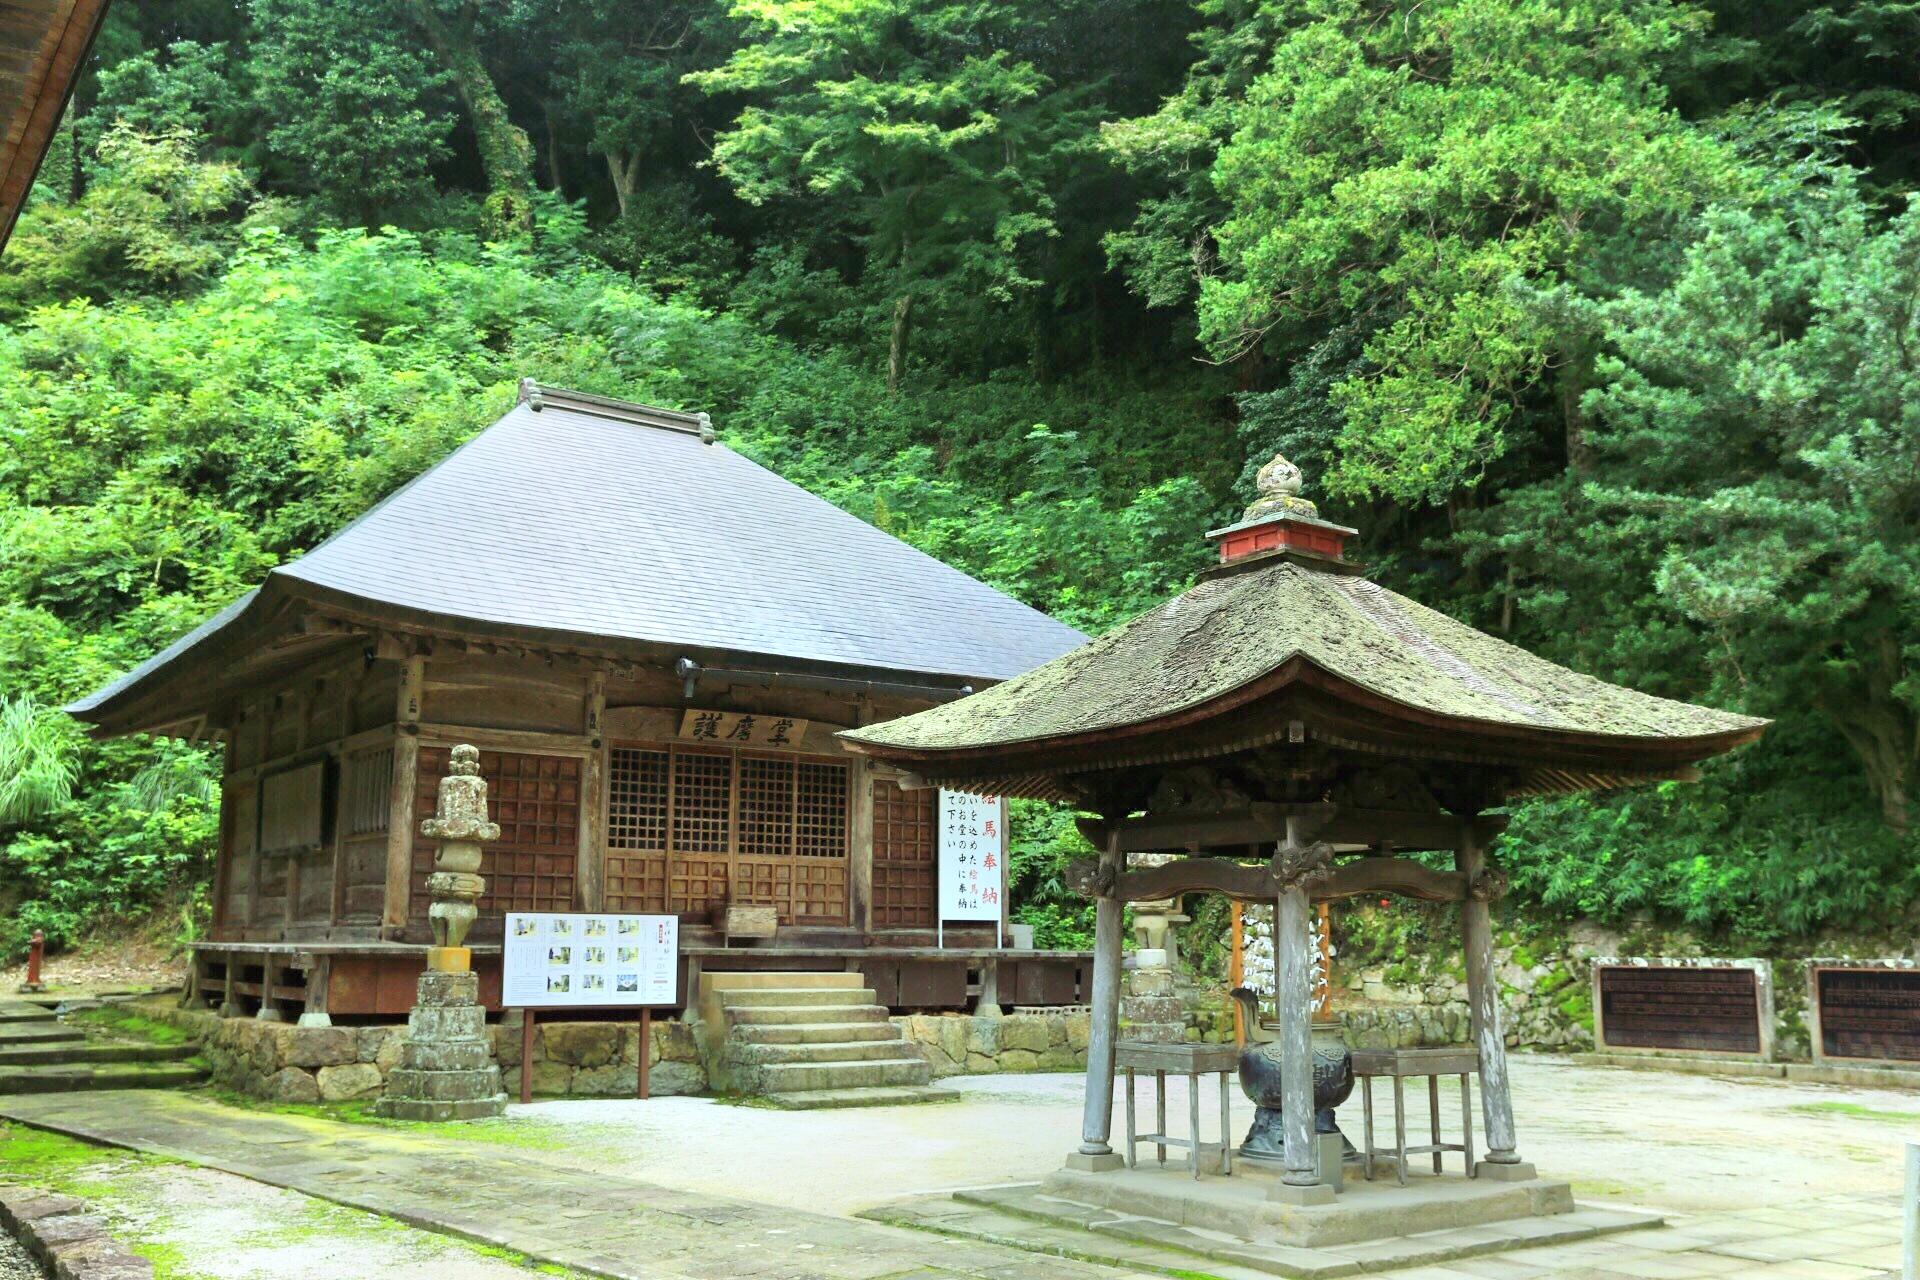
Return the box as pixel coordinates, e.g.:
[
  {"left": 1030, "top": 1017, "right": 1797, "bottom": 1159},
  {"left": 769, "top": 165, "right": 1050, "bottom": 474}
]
[
  {"left": 542, "top": 101, "right": 566, "bottom": 196},
  {"left": 1816, "top": 631, "right": 1915, "bottom": 830},
  {"left": 605, "top": 149, "right": 641, "bottom": 219},
  {"left": 405, "top": 0, "right": 534, "bottom": 238},
  {"left": 887, "top": 294, "right": 913, "bottom": 394}
]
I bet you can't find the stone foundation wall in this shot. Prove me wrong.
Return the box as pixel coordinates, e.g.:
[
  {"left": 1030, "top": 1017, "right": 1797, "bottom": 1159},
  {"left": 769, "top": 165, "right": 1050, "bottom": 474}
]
[
  {"left": 892, "top": 1011, "right": 1089, "bottom": 1076},
  {"left": 143, "top": 1004, "right": 706, "bottom": 1103}
]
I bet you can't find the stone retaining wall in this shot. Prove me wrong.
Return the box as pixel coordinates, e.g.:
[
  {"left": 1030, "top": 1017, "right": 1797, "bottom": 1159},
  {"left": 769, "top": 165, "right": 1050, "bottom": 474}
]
[
  {"left": 143, "top": 1004, "right": 706, "bottom": 1102},
  {"left": 891, "top": 1011, "right": 1090, "bottom": 1076}
]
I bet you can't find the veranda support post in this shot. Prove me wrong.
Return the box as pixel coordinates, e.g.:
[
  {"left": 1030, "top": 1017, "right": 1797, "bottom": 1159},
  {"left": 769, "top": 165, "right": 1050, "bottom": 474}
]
[
  {"left": 1459, "top": 823, "right": 1533, "bottom": 1179},
  {"left": 1068, "top": 828, "right": 1126, "bottom": 1171}
]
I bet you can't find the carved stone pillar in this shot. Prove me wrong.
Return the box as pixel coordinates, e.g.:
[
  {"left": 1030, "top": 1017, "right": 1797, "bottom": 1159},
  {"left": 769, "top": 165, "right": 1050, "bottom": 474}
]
[
  {"left": 376, "top": 745, "right": 508, "bottom": 1121},
  {"left": 1066, "top": 830, "right": 1126, "bottom": 1172},
  {"left": 1270, "top": 820, "right": 1337, "bottom": 1205}
]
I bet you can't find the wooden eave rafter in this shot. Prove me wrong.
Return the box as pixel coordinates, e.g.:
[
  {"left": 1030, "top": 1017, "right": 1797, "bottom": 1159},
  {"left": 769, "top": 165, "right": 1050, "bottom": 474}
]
[
  {"left": 1, "top": 0, "right": 112, "bottom": 252},
  {"left": 843, "top": 655, "right": 1762, "bottom": 801}
]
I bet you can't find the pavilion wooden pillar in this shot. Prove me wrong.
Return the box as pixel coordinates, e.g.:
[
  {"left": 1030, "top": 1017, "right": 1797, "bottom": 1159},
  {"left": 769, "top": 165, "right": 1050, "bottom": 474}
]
[
  {"left": 1270, "top": 814, "right": 1336, "bottom": 1204},
  {"left": 1067, "top": 827, "right": 1126, "bottom": 1171},
  {"left": 1459, "top": 822, "right": 1535, "bottom": 1181}
]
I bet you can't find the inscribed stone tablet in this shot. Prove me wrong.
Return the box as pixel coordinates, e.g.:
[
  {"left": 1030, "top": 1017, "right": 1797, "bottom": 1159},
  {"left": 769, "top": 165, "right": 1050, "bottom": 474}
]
[
  {"left": 1597, "top": 965, "right": 1762, "bottom": 1055},
  {"left": 1815, "top": 967, "right": 1920, "bottom": 1063}
]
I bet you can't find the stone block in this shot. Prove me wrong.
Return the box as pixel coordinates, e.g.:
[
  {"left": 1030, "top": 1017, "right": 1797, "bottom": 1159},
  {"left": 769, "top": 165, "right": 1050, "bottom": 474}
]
[
  {"left": 650, "top": 1061, "right": 704, "bottom": 1096},
  {"left": 572, "top": 1064, "right": 639, "bottom": 1096},
  {"left": 998, "top": 1049, "right": 1040, "bottom": 1071},
  {"left": 275, "top": 1026, "right": 357, "bottom": 1069},
  {"left": 998, "top": 1015, "right": 1050, "bottom": 1054},
  {"left": 0, "top": 1191, "right": 86, "bottom": 1225},
  {"left": 376, "top": 1095, "right": 506, "bottom": 1122},
  {"left": 966, "top": 1018, "right": 999, "bottom": 1058},
  {"left": 1128, "top": 968, "right": 1176, "bottom": 998},
  {"left": 407, "top": 1005, "right": 488, "bottom": 1041},
  {"left": 543, "top": 1022, "right": 618, "bottom": 1068},
  {"left": 1037, "top": 1048, "right": 1082, "bottom": 1071},
  {"left": 964, "top": 1051, "right": 1000, "bottom": 1074},
  {"left": 1065, "top": 1012, "right": 1091, "bottom": 1052},
  {"left": 1062, "top": 1150, "right": 1123, "bottom": 1172},
  {"left": 656, "top": 1020, "right": 699, "bottom": 1063},
  {"left": 383, "top": 1065, "right": 505, "bottom": 1103},
  {"left": 1046, "top": 1015, "right": 1069, "bottom": 1047},
  {"left": 262, "top": 1067, "right": 319, "bottom": 1104},
  {"left": 492, "top": 1023, "right": 524, "bottom": 1067},
  {"left": 355, "top": 1026, "right": 392, "bottom": 1064},
  {"left": 529, "top": 1060, "right": 572, "bottom": 1096},
  {"left": 401, "top": 1039, "right": 493, "bottom": 1073},
  {"left": 374, "top": 1030, "right": 406, "bottom": 1073},
  {"left": 315, "top": 1063, "right": 384, "bottom": 1102},
  {"left": 414, "top": 971, "right": 480, "bottom": 1007}
]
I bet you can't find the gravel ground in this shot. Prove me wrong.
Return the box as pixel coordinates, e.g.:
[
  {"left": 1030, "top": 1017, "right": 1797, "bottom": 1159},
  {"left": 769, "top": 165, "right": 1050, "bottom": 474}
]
[{"left": 0, "top": 1229, "right": 42, "bottom": 1280}]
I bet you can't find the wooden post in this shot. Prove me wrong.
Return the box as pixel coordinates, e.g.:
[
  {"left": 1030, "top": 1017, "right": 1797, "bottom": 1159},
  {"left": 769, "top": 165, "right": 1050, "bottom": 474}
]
[
  {"left": 1275, "top": 883, "right": 1317, "bottom": 1187},
  {"left": 1459, "top": 823, "right": 1531, "bottom": 1179},
  {"left": 219, "top": 952, "right": 242, "bottom": 1017},
  {"left": 1229, "top": 902, "right": 1245, "bottom": 1045},
  {"left": 256, "top": 953, "right": 284, "bottom": 1022},
  {"left": 520, "top": 1009, "right": 536, "bottom": 1105},
  {"left": 1068, "top": 828, "right": 1125, "bottom": 1171},
  {"left": 296, "top": 954, "right": 332, "bottom": 1027},
  {"left": 383, "top": 654, "right": 424, "bottom": 934},
  {"left": 638, "top": 1007, "right": 652, "bottom": 1100}
]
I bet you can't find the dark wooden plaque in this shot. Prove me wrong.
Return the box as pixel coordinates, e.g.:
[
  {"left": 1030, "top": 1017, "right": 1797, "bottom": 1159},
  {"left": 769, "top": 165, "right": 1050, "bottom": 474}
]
[
  {"left": 1816, "top": 967, "right": 1920, "bottom": 1062},
  {"left": 1597, "top": 965, "right": 1761, "bottom": 1054}
]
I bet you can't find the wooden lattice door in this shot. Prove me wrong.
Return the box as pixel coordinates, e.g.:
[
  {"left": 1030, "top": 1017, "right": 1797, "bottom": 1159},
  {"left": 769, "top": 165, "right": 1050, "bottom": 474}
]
[
  {"left": 412, "top": 746, "right": 581, "bottom": 924},
  {"left": 871, "top": 778, "right": 936, "bottom": 928}
]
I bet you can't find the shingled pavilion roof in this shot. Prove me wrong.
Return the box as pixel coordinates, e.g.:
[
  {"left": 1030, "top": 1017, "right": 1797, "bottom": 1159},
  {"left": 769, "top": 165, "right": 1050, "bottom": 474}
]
[
  {"left": 68, "top": 383, "right": 1086, "bottom": 734},
  {"left": 840, "top": 458, "right": 1767, "bottom": 801},
  {"left": 2, "top": 0, "right": 112, "bottom": 253}
]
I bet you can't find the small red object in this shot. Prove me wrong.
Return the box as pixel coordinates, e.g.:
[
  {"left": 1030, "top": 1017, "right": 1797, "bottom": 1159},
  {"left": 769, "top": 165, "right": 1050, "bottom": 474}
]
[{"left": 21, "top": 928, "right": 46, "bottom": 993}]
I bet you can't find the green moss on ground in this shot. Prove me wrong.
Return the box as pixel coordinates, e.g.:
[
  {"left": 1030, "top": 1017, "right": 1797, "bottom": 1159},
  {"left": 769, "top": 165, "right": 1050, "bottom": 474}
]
[
  {"left": 70, "top": 1007, "right": 194, "bottom": 1045},
  {"left": 199, "top": 1086, "right": 571, "bottom": 1149},
  {"left": 1790, "top": 1101, "right": 1920, "bottom": 1125}
]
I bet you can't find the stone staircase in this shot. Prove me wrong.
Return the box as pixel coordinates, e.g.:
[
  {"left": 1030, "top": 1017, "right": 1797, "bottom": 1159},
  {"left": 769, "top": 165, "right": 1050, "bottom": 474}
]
[
  {"left": 0, "top": 999, "right": 204, "bottom": 1094},
  {"left": 698, "top": 973, "right": 949, "bottom": 1109}
]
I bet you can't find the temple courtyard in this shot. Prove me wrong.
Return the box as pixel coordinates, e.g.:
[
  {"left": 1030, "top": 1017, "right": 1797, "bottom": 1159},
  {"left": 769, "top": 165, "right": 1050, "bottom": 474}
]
[{"left": 0, "top": 1057, "right": 1905, "bottom": 1280}]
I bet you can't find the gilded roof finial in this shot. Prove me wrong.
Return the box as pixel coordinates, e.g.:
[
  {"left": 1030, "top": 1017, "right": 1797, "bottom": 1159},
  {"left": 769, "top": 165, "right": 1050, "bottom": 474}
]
[{"left": 1243, "top": 453, "right": 1319, "bottom": 523}]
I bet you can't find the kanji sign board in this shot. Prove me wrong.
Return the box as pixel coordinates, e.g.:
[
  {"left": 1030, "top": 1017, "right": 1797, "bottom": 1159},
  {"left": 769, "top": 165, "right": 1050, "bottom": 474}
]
[
  {"left": 503, "top": 912, "right": 678, "bottom": 1009},
  {"left": 676, "top": 709, "right": 811, "bottom": 749},
  {"left": 939, "top": 789, "right": 1007, "bottom": 924}
]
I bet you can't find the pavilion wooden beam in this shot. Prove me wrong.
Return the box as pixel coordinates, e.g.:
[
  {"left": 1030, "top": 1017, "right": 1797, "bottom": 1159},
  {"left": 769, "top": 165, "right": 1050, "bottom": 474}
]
[
  {"left": 1099, "top": 803, "right": 1504, "bottom": 855},
  {"left": 1070, "top": 852, "right": 1467, "bottom": 905}
]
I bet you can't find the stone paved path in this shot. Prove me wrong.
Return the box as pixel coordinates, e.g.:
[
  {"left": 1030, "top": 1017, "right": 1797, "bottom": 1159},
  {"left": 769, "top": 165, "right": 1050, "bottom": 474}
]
[{"left": 0, "top": 1091, "right": 1155, "bottom": 1280}]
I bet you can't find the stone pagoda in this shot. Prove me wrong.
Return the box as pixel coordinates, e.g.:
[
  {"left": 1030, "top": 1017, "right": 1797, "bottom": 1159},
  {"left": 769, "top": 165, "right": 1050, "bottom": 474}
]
[{"left": 376, "top": 744, "right": 509, "bottom": 1120}]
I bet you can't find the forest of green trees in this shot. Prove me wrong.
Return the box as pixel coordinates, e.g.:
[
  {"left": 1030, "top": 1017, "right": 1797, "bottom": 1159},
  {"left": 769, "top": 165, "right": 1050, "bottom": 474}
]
[{"left": 0, "top": 0, "right": 1915, "bottom": 962}]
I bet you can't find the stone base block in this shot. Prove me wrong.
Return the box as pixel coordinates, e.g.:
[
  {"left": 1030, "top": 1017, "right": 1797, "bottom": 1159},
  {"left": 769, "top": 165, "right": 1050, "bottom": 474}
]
[
  {"left": 400, "top": 1039, "right": 492, "bottom": 1072},
  {"left": 383, "top": 1065, "right": 503, "bottom": 1103},
  {"left": 414, "top": 971, "right": 479, "bottom": 1007},
  {"left": 1473, "top": 1160, "right": 1538, "bottom": 1182},
  {"left": 1269, "top": 1180, "right": 1337, "bottom": 1206},
  {"left": 407, "top": 1005, "right": 488, "bottom": 1040},
  {"left": 1063, "top": 1150, "right": 1125, "bottom": 1173},
  {"left": 374, "top": 1094, "right": 508, "bottom": 1122}
]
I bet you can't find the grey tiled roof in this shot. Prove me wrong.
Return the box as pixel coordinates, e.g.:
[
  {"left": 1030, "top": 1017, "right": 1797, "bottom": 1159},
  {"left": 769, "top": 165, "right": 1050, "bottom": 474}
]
[{"left": 68, "top": 388, "right": 1086, "bottom": 720}]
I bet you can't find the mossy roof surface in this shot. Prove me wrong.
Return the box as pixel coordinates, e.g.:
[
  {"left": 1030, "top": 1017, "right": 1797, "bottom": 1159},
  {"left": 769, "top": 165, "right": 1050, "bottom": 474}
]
[{"left": 843, "top": 560, "right": 1766, "bottom": 753}]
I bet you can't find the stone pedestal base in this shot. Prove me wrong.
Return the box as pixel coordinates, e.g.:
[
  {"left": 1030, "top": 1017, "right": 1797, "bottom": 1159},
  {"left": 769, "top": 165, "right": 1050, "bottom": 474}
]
[
  {"left": 1063, "top": 1150, "right": 1125, "bottom": 1173},
  {"left": 1473, "top": 1159, "right": 1538, "bottom": 1182},
  {"left": 373, "top": 970, "right": 506, "bottom": 1122},
  {"left": 1268, "top": 1180, "right": 1337, "bottom": 1206}
]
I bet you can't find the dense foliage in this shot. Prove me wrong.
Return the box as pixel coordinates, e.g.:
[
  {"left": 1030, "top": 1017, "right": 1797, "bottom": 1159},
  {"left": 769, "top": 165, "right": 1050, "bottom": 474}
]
[{"left": 1, "top": 0, "right": 1916, "bottom": 958}]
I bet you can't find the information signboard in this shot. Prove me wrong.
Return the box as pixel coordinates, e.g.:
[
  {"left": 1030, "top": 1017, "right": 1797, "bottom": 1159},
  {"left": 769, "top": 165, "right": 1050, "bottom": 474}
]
[
  {"left": 938, "top": 789, "right": 1007, "bottom": 928},
  {"left": 1593, "top": 962, "right": 1767, "bottom": 1057},
  {"left": 1813, "top": 965, "right": 1920, "bottom": 1063},
  {"left": 502, "top": 912, "right": 678, "bottom": 1009}
]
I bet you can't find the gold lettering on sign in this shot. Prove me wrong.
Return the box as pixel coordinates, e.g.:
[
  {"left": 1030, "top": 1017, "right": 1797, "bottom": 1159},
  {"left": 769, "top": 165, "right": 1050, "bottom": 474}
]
[{"left": 676, "top": 710, "right": 811, "bottom": 749}]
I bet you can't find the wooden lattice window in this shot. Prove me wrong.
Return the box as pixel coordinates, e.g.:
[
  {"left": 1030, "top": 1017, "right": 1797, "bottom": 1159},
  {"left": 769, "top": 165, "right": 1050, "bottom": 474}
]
[
  {"left": 872, "top": 778, "right": 936, "bottom": 928},
  {"left": 604, "top": 744, "right": 848, "bottom": 923},
  {"left": 413, "top": 746, "right": 580, "bottom": 922},
  {"left": 342, "top": 747, "right": 393, "bottom": 837}
]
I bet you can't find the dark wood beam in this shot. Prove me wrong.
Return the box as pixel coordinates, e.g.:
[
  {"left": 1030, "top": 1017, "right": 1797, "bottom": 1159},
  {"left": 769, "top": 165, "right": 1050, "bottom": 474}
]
[
  {"left": 1078, "top": 852, "right": 1468, "bottom": 905},
  {"left": 1110, "top": 803, "right": 1501, "bottom": 854}
]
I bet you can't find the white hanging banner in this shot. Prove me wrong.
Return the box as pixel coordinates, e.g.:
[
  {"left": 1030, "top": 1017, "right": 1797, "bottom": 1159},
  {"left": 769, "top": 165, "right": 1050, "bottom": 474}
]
[
  {"left": 502, "top": 912, "right": 678, "bottom": 1008},
  {"left": 939, "top": 790, "right": 1008, "bottom": 931}
]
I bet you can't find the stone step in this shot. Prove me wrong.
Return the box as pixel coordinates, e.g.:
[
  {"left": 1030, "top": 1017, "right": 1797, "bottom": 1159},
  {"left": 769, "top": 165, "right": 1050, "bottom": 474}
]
[
  {"left": 727, "top": 1037, "right": 911, "bottom": 1066},
  {"left": 759, "top": 1085, "right": 957, "bottom": 1110},
  {"left": 717, "top": 987, "right": 881, "bottom": 1008},
  {"left": 0, "top": 1062, "right": 207, "bottom": 1095},
  {"left": 728, "top": 1020, "right": 902, "bottom": 1045},
  {"left": 748, "top": 1057, "right": 931, "bottom": 1092},
  {"left": 0, "top": 1042, "right": 198, "bottom": 1066},
  {"left": 0, "top": 1004, "right": 58, "bottom": 1023},
  {"left": 723, "top": 1003, "right": 891, "bottom": 1026},
  {"left": 0, "top": 1024, "right": 83, "bottom": 1045},
  {"left": 702, "top": 972, "right": 867, "bottom": 991}
]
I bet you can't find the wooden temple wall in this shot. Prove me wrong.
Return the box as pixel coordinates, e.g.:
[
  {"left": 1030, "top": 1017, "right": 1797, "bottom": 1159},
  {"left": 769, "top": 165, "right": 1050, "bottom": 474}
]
[{"left": 209, "top": 646, "right": 952, "bottom": 950}]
